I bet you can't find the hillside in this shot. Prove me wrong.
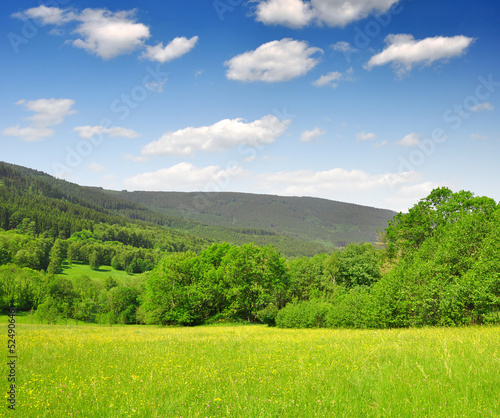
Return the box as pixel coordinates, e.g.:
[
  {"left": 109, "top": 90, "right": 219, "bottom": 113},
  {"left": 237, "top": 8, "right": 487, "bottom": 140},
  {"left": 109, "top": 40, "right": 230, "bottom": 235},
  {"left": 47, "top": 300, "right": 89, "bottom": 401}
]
[
  {"left": 0, "top": 161, "right": 396, "bottom": 256},
  {"left": 0, "top": 162, "right": 331, "bottom": 256},
  {"left": 108, "top": 190, "right": 397, "bottom": 249}
]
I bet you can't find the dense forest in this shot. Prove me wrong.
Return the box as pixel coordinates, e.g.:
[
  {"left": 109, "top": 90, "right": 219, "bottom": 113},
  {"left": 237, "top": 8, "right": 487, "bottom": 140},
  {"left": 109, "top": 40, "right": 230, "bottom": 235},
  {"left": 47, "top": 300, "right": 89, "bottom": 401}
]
[
  {"left": 1, "top": 161, "right": 499, "bottom": 328},
  {"left": 108, "top": 190, "right": 396, "bottom": 248}
]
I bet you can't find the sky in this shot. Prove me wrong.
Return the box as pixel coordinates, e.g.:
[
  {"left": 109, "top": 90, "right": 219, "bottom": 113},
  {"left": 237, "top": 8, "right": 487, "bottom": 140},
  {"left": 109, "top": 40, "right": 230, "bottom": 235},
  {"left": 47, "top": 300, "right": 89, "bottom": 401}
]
[{"left": 1, "top": 0, "right": 499, "bottom": 212}]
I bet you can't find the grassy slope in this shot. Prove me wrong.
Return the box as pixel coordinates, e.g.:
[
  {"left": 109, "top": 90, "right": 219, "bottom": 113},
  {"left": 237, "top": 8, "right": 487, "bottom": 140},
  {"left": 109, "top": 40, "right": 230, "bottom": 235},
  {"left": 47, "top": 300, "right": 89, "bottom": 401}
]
[
  {"left": 57, "top": 261, "right": 141, "bottom": 287},
  {"left": 3, "top": 324, "right": 499, "bottom": 417}
]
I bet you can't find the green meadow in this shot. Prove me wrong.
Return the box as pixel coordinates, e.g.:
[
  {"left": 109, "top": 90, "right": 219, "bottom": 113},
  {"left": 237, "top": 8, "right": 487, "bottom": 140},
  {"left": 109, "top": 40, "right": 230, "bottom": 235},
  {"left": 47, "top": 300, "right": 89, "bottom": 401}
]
[
  {"left": 3, "top": 323, "right": 500, "bottom": 417},
  {"left": 57, "top": 261, "right": 141, "bottom": 287}
]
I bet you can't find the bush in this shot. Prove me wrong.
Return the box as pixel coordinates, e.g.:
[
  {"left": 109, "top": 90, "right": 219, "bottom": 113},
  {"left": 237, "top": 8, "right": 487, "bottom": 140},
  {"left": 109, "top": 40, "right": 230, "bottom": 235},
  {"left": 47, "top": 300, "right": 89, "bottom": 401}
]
[
  {"left": 256, "top": 304, "right": 279, "bottom": 326},
  {"left": 276, "top": 300, "right": 333, "bottom": 328},
  {"left": 326, "top": 287, "right": 375, "bottom": 328}
]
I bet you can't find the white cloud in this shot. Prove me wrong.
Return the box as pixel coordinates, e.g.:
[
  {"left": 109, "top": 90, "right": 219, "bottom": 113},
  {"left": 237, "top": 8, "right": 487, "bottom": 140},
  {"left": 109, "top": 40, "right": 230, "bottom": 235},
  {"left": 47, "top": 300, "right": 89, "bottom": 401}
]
[
  {"left": 398, "top": 133, "right": 420, "bottom": 147},
  {"left": 332, "top": 41, "right": 355, "bottom": 52},
  {"left": 89, "top": 163, "right": 104, "bottom": 173},
  {"left": 3, "top": 98, "right": 75, "bottom": 142},
  {"left": 141, "top": 36, "right": 198, "bottom": 63},
  {"left": 313, "top": 71, "right": 342, "bottom": 88},
  {"left": 142, "top": 115, "right": 291, "bottom": 157},
  {"left": 255, "top": 0, "right": 314, "bottom": 28},
  {"left": 13, "top": 6, "right": 154, "bottom": 60},
  {"left": 471, "top": 102, "right": 494, "bottom": 112},
  {"left": 72, "top": 9, "right": 150, "bottom": 59},
  {"left": 253, "top": 167, "right": 418, "bottom": 196},
  {"left": 254, "top": 0, "right": 401, "bottom": 28},
  {"left": 225, "top": 38, "right": 322, "bottom": 82},
  {"left": 385, "top": 182, "right": 441, "bottom": 213},
  {"left": 313, "top": 0, "right": 400, "bottom": 27},
  {"left": 470, "top": 133, "right": 489, "bottom": 140},
  {"left": 2, "top": 126, "right": 54, "bottom": 142},
  {"left": 123, "top": 162, "right": 245, "bottom": 191},
  {"left": 300, "top": 127, "right": 326, "bottom": 142},
  {"left": 356, "top": 131, "right": 377, "bottom": 141},
  {"left": 12, "top": 5, "right": 76, "bottom": 25},
  {"left": 74, "top": 126, "right": 139, "bottom": 139},
  {"left": 17, "top": 98, "right": 76, "bottom": 127},
  {"left": 251, "top": 167, "right": 433, "bottom": 211},
  {"left": 365, "top": 34, "right": 475, "bottom": 76}
]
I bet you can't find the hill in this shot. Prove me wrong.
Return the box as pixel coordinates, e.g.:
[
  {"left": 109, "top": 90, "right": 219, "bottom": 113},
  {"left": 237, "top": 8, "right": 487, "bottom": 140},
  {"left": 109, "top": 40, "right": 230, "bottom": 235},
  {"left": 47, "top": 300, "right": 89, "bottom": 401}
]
[
  {"left": 0, "top": 161, "right": 395, "bottom": 256},
  {"left": 108, "top": 190, "right": 397, "bottom": 249}
]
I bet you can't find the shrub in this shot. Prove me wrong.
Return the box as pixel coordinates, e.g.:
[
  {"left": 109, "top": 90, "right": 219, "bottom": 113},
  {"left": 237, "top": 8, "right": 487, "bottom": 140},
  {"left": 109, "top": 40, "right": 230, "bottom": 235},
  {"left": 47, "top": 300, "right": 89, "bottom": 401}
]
[
  {"left": 256, "top": 304, "right": 279, "bottom": 326},
  {"left": 276, "top": 300, "right": 333, "bottom": 328}
]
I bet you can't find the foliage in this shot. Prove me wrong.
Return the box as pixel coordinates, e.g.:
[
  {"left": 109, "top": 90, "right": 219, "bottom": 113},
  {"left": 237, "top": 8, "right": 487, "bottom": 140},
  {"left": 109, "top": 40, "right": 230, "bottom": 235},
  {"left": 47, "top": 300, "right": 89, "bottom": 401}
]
[{"left": 276, "top": 300, "right": 333, "bottom": 328}]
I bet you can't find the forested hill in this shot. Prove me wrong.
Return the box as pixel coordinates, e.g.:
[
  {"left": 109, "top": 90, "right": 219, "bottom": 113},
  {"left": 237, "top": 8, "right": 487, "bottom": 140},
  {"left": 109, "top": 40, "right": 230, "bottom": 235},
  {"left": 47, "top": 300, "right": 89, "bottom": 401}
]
[
  {"left": 0, "top": 161, "right": 395, "bottom": 256},
  {"left": 107, "top": 190, "right": 396, "bottom": 248},
  {"left": 0, "top": 162, "right": 324, "bottom": 256}
]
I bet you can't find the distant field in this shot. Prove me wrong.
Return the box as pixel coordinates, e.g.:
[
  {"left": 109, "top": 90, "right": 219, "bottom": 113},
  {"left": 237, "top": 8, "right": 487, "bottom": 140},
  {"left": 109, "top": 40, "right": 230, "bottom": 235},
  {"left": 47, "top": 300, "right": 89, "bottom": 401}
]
[
  {"left": 2, "top": 324, "right": 499, "bottom": 417},
  {"left": 57, "top": 261, "right": 141, "bottom": 287}
]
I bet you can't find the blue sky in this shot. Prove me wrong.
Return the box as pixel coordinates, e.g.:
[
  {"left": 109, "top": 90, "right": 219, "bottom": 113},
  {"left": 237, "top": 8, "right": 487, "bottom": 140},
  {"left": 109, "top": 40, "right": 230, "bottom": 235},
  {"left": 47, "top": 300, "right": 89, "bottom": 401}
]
[{"left": 1, "top": 0, "right": 499, "bottom": 212}]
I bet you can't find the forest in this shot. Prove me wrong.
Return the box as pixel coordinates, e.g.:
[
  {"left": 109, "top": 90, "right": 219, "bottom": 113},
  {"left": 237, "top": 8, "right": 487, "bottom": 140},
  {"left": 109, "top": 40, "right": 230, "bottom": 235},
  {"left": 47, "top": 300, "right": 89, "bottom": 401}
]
[{"left": 1, "top": 161, "right": 499, "bottom": 328}]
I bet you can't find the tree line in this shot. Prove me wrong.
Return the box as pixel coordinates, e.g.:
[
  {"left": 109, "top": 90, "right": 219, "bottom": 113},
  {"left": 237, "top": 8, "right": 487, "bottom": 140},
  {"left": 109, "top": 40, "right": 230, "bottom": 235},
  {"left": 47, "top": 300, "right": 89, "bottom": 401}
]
[{"left": 1, "top": 187, "right": 499, "bottom": 328}]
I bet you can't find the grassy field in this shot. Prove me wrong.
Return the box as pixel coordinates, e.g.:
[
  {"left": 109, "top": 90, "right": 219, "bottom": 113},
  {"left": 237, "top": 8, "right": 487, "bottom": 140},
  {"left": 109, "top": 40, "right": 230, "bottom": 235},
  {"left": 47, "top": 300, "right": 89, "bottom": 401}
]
[
  {"left": 2, "top": 323, "right": 500, "bottom": 417},
  {"left": 57, "top": 261, "right": 141, "bottom": 287}
]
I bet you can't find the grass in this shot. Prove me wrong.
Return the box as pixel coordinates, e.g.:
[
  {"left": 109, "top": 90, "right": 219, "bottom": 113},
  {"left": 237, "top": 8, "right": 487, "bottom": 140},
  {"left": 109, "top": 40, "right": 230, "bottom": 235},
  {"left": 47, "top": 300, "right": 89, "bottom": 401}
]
[
  {"left": 57, "top": 261, "right": 141, "bottom": 287},
  {"left": 2, "top": 323, "right": 500, "bottom": 417}
]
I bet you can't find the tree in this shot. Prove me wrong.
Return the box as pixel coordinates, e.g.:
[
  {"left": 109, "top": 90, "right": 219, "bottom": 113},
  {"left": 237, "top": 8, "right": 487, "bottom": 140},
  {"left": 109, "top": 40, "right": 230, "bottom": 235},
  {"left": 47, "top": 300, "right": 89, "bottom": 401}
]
[
  {"left": 141, "top": 251, "right": 203, "bottom": 325},
  {"left": 89, "top": 250, "right": 101, "bottom": 270},
  {"left": 219, "top": 244, "right": 288, "bottom": 322},
  {"left": 336, "top": 243, "right": 381, "bottom": 288},
  {"left": 384, "top": 187, "right": 497, "bottom": 258},
  {"left": 0, "top": 246, "right": 11, "bottom": 266}
]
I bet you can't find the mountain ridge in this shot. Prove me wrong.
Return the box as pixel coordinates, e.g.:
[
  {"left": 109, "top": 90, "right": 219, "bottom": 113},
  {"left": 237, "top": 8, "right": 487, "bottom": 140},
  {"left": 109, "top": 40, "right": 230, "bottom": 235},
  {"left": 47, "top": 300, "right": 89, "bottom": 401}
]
[{"left": 0, "top": 161, "right": 396, "bottom": 256}]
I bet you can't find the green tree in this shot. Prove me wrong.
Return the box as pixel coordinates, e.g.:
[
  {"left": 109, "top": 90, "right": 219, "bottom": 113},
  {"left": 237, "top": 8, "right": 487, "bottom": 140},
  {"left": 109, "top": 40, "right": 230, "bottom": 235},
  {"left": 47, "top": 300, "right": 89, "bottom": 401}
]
[
  {"left": 89, "top": 250, "right": 101, "bottom": 270},
  {"left": 336, "top": 243, "right": 381, "bottom": 288},
  {"left": 219, "top": 244, "right": 288, "bottom": 322}
]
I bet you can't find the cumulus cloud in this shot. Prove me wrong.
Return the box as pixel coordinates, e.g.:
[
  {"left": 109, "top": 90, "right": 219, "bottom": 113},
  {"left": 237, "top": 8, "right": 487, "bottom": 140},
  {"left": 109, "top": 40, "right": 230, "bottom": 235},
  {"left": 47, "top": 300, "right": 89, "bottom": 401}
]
[
  {"left": 250, "top": 167, "right": 432, "bottom": 211},
  {"left": 12, "top": 5, "right": 76, "bottom": 25},
  {"left": 254, "top": 0, "right": 401, "bottom": 28},
  {"left": 17, "top": 98, "right": 76, "bottom": 126},
  {"left": 356, "top": 131, "right": 377, "bottom": 141},
  {"left": 471, "top": 102, "right": 494, "bottom": 112},
  {"left": 3, "top": 98, "right": 75, "bottom": 142},
  {"left": 2, "top": 126, "right": 54, "bottom": 142},
  {"left": 73, "top": 125, "right": 139, "bottom": 139},
  {"left": 71, "top": 9, "right": 150, "bottom": 59},
  {"left": 398, "top": 133, "right": 420, "bottom": 147},
  {"left": 365, "top": 34, "right": 475, "bottom": 76},
  {"left": 300, "top": 127, "right": 326, "bottom": 142},
  {"left": 123, "top": 162, "right": 245, "bottom": 191},
  {"left": 141, "top": 36, "right": 199, "bottom": 63},
  {"left": 255, "top": 0, "right": 314, "bottom": 28},
  {"left": 142, "top": 115, "right": 291, "bottom": 157},
  {"left": 13, "top": 6, "right": 198, "bottom": 61},
  {"left": 253, "top": 167, "right": 418, "bottom": 196},
  {"left": 225, "top": 38, "right": 322, "bottom": 82}
]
